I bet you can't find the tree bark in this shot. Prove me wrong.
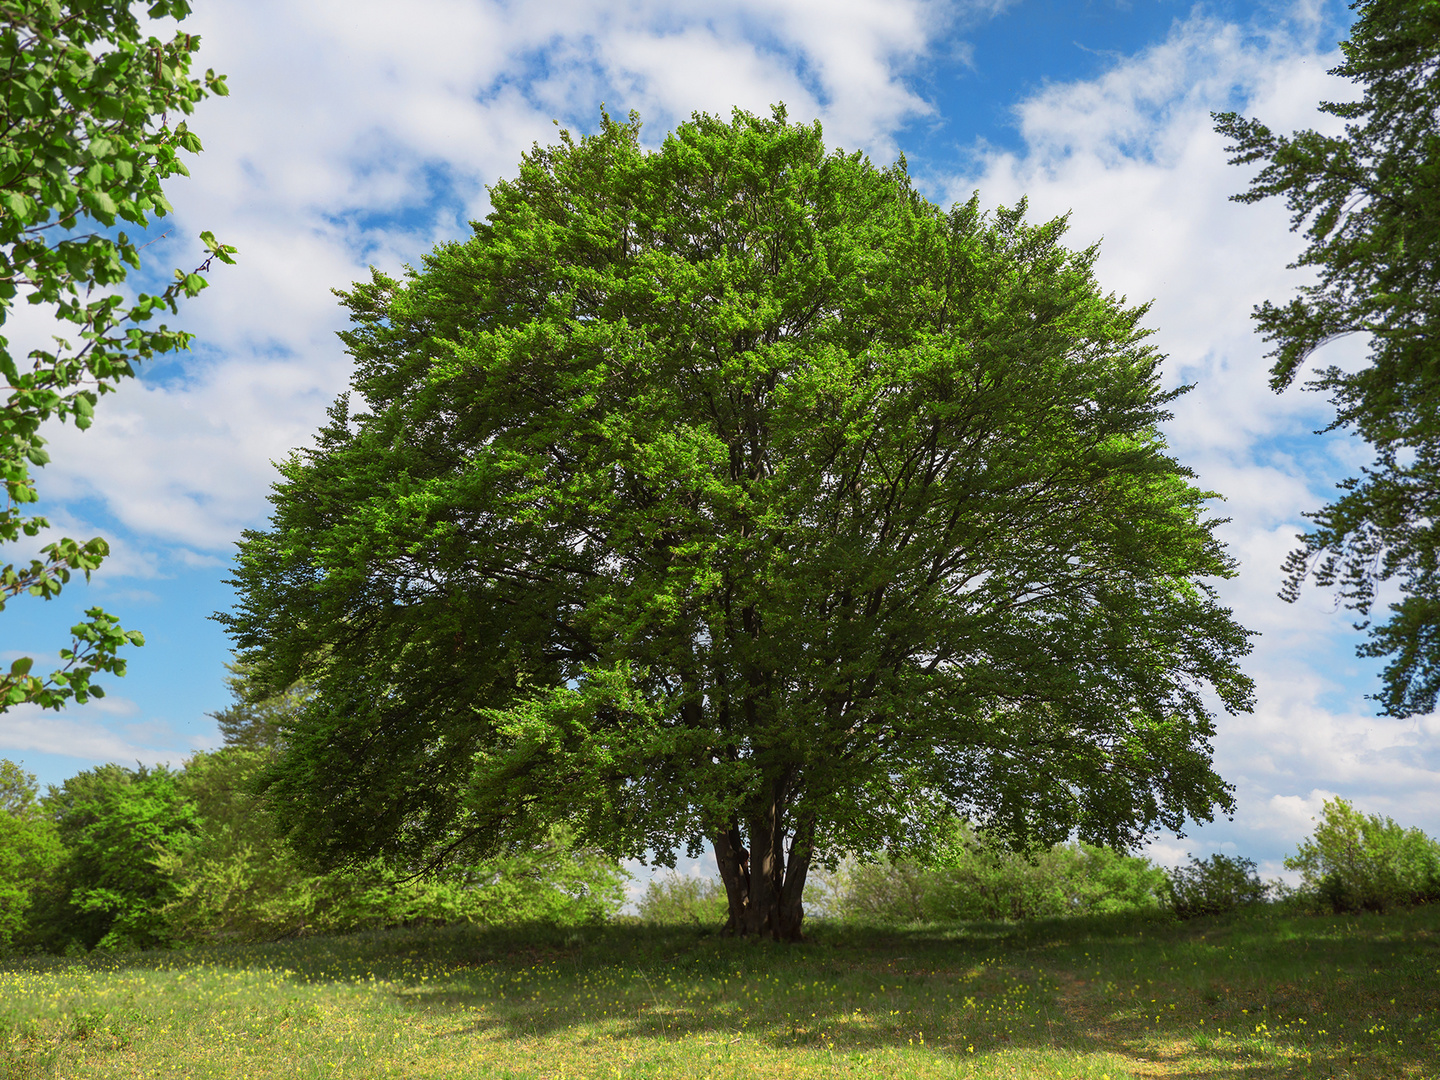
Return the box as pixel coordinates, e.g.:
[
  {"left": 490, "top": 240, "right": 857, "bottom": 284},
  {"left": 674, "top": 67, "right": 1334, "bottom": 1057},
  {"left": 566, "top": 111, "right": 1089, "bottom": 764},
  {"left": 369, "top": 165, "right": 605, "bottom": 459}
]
[
  {"left": 712, "top": 777, "right": 808, "bottom": 941},
  {"left": 779, "top": 814, "right": 814, "bottom": 939},
  {"left": 713, "top": 824, "right": 750, "bottom": 935}
]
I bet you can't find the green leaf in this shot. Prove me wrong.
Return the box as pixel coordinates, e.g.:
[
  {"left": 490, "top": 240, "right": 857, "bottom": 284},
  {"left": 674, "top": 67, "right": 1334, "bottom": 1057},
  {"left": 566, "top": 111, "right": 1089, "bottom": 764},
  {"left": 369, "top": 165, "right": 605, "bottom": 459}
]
[
  {"left": 86, "top": 190, "right": 119, "bottom": 218},
  {"left": 0, "top": 191, "right": 32, "bottom": 222}
]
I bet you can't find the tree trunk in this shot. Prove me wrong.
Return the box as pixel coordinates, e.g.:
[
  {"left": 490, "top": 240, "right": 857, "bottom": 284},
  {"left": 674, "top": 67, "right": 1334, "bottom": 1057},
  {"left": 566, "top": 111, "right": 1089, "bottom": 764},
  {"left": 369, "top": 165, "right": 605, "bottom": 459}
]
[
  {"left": 712, "top": 781, "right": 811, "bottom": 941},
  {"left": 713, "top": 824, "right": 750, "bottom": 934}
]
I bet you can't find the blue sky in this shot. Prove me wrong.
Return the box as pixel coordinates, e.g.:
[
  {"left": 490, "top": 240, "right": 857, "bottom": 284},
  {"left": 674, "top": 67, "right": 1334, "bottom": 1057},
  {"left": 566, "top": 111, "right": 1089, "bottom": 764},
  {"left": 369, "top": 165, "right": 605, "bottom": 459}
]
[{"left": 7, "top": 0, "right": 1434, "bottom": 888}]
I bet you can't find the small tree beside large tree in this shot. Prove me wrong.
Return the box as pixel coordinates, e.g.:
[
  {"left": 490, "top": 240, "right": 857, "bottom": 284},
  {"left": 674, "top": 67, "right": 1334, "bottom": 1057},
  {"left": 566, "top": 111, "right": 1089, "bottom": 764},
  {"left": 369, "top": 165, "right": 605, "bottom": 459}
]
[
  {"left": 1214, "top": 0, "right": 1440, "bottom": 715},
  {"left": 224, "top": 108, "right": 1254, "bottom": 940}
]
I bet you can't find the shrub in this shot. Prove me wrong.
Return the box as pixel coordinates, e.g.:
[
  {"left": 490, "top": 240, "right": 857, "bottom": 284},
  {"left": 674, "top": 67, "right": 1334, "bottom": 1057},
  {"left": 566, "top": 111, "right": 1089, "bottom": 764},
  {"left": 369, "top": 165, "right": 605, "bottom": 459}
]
[
  {"left": 33, "top": 764, "right": 198, "bottom": 952},
  {"left": 1166, "top": 854, "right": 1269, "bottom": 918},
  {"left": 1062, "top": 844, "right": 1173, "bottom": 915},
  {"left": 161, "top": 747, "right": 630, "bottom": 941},
  {"left": 828, "top": 822, "right": 1168, "bottom": 924},
  {"left": 833, "top": 859, "right": 932, "bottom": 923},
  {"left": 1285, "top": 798, "right": 1440, "bottom": 913},
  {"left": 636, "top": 872, "right": 728, "bottom": 926},
  {"left": 924, "top": 835, "right": 1167, "bottom": 922}
]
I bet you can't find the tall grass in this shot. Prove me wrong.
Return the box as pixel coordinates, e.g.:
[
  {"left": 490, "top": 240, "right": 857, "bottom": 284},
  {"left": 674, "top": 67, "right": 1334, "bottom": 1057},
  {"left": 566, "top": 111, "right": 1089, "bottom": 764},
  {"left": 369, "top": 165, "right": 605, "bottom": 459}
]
[{"left": 1, "top": 902, "right": 1434, "bottom": 1078}]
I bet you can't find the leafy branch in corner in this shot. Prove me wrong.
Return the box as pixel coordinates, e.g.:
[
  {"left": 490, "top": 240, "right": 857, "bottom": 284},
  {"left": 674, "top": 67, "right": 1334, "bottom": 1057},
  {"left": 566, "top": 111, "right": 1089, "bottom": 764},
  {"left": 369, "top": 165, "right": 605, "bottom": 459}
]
[{"left": 0, "top": 0, "right": 234, "bottom": 710}]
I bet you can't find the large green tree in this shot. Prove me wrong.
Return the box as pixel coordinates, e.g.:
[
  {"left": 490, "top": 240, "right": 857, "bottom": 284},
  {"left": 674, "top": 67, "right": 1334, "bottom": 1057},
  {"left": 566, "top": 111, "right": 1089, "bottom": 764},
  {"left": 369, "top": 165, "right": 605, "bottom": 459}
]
[
  {"left": 0, "top": 0, "right": 234, "bottom": 710},
  {"left": 224, "top": 109, "right": 1254, "bottom": 940},
  {"left": 1214, "top": 0, "right": 1440, "bottom": 715}
]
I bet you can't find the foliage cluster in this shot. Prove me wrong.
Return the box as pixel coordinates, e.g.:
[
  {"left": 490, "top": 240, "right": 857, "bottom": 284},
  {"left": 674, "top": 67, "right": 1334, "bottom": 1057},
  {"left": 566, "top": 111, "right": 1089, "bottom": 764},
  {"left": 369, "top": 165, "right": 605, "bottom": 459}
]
[
  {"left": 1285, "top": 797, "right": 1440, "bottom": 913},
  {"left": 0, "top": 670, "right": 630, "bottom": 954},
  {"left": 33, "top": 761, "right": 197, "bottom": 950},
  {"left": 823, "top": 822, "right": 1169, "bottom": 924},
  {"left": 1165, "top": 853, "right": 1269, "bottom": 919},
  {"left": 635, "top": 871, "right": 730, "bottom": 926},
  {"left": 0, "top": 760, "right": 62, "bottom": 949},
  {"left": 157, "top": 747, "right": 628, "bottom": 945},
  {"left": 630, "top": 797, "right": 1440, "bottom": 930},
  {"left": 674, "top": 799, "right": 1440, "bottom": 928},
  {"left": 0, "top": 0, "right": 233, "bottom": 709}
]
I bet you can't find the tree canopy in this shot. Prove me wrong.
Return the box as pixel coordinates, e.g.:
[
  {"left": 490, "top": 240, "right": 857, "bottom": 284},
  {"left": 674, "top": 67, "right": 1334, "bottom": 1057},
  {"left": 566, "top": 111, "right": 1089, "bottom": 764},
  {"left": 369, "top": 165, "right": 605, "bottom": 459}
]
[
  {"left": 1214, "top": 0, "right": 1440, "bottom": 716},
  {"left": 224, "top": 108, "right": 1254, "bottom": 939},
  {"left": 0, "top": 0, "right": 234, "bottom": 709}
]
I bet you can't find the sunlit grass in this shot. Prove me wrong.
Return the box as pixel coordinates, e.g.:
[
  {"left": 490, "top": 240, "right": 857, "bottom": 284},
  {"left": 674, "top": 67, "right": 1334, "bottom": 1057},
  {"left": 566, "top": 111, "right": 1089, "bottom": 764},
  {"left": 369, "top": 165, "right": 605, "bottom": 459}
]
[{"left": 0, "top": 903, "right": 1435, "bottom": 1078}]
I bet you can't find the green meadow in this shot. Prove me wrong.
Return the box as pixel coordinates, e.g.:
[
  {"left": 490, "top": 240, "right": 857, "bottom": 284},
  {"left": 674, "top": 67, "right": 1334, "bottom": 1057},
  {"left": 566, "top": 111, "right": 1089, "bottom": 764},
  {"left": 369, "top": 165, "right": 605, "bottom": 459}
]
[{"left": 1, "top": 903, "right": 1435, "bottom": 1079}]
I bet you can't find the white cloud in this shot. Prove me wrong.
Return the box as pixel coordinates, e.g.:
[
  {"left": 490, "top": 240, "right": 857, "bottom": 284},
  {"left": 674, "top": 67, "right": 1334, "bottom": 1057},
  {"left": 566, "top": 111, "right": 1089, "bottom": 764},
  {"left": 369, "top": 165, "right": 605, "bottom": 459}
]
[
  {"left": 31, "top": 0, "right": 962, "bottom": 558},
  {"left": 1266, "top": 788, "right": 1340, "bottom": 832},
  {"left": 0, "top": 700, "right": 200, "bottom": 767}
]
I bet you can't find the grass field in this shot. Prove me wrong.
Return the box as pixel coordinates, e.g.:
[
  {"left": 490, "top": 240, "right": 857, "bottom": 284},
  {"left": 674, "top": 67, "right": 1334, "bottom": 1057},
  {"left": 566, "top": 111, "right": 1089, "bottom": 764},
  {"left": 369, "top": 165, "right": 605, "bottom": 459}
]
[{"left": 1, "top": 903, "right": 1435, "bottom": 1079}]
